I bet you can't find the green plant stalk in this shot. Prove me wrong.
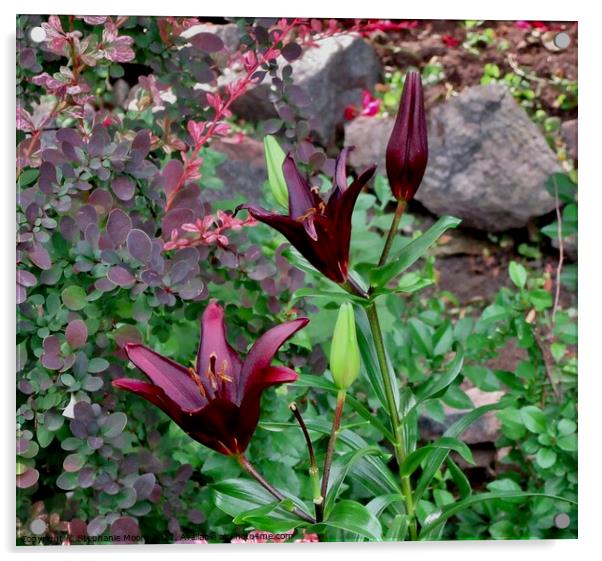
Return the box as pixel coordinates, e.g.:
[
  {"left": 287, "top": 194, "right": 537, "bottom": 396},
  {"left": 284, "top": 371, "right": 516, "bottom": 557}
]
[
  {"left": 365, "top": 302, "right": 417, "bottom": 540},
  {"left": 319, "top": 389, "right": 347, "bottom": 514},
  {"left": 378, "top": 199, "right": 407, "bottom": 267}
]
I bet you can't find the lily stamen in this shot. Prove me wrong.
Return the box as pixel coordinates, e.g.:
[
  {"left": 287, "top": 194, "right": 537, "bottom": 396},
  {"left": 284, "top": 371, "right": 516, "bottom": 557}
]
[
  {"left": 206, "top": 354, "right": 220, "bottom": 390},
  {"left": 296, "top": 207, "right": 317, "bottom": 223},
  {"left": 217, "top": 359, "right": 232, "bottom": 382},
  {"left": 187, "top": 366, "right": 207, "bottom": 398}
]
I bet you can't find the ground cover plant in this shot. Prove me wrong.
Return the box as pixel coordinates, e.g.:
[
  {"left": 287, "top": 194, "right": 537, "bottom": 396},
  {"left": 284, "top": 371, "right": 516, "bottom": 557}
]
[{"left": 16, "top": 15, "right": 577, "bottom": 544}]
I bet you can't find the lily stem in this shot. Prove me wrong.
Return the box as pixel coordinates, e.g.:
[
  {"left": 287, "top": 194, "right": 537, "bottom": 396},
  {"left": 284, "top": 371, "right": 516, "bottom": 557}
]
[
  {"left": 378, "top": 199, "right": 407, "bottom": 267},
  {"left": 237, "top": 455, "right": 315, "bottom": 524},
  {"left": 365, "top": 302, "right": 417, "bottom": 540},
  {"left": 319, "top": 389, "right": 347, "bottom": 519},
  {"left": 290, "top": 402, "right": 324, "bottom": 522}
]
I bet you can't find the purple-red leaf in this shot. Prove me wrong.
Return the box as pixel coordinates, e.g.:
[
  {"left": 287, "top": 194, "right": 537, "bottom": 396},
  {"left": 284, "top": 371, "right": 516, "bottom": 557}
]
[
  {"left": 111, "top": 176, "right": 136, "bottom": 201},
  {"left": 107, "top": 266, "right": 136, "bottom": 288},
  {"left": 127, "top": 229, "right": 152, "bottom": 263},
  {"left": 106, "top": 208, "right": 132, "bottom": 246},
  {"left": 28, "top": 243, "right": 51, "bottom": 270},
  {"left": 161, "top": 160, "right": 184, "bottom": 199},
  {"left": 190, "top": 32, "right": 224, "bottom": 53},
  {"left": 281, "top": 42, "right": 302, "bottom": 62},
  {"left": 66, "top": 319, "right": 88, "bottom": 348}
]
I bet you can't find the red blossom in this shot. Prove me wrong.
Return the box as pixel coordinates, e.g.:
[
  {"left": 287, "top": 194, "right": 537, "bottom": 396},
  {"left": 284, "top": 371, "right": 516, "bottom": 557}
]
[
  {"left": 113, "top": 302, "right": 308, "bottom": 456},
  {"left": 241, "top": 148, "right": 376, "bottom": 284}
]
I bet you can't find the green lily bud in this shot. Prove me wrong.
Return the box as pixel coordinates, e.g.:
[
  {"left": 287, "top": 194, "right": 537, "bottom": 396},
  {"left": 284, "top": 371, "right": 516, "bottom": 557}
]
[
  {"left": 263, "top": 135, "right": 289, "bottom": 209},
  {"left": 330, "top": 302, "right": 361, "bottom": 390}
]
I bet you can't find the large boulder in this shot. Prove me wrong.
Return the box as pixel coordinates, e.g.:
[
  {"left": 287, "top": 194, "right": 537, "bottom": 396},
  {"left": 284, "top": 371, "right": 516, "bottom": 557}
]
[
  {"left": 345, "top": 84, "right": 562, "bottom": 231},
  {"left": 203, "top": 137, "right": 266, "bottom": 204},
  {"left": 229, "top": 35, "right": 381, "bottom": 146}
]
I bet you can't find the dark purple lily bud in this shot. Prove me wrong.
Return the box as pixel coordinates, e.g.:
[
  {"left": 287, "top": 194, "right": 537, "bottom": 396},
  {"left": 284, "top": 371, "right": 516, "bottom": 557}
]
[{"left": 385, "top": 71, "right": 428, "bottom": 202}]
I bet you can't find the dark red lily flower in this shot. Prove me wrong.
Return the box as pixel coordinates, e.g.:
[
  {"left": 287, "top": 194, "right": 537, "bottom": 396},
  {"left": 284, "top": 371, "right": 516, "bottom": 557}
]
[
  {"left": 241, "top": 150, "right": 376, "bottom": 284},
  {"left": 385, "top": 71, "right": 428, "bottom": 202},
  {"left": 113, "top": 301, "right": 308, "bottom": 456}
]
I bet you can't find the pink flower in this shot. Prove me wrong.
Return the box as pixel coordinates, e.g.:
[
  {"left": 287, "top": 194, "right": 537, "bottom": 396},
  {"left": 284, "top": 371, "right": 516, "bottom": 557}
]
[
  {"left": 442, "top": 34, "right": 460, "bottom": 48},
  {"left": 343, "top": 89, "right": 380, "bottom": 121},
  {"left": 361, "top": 90, "right": 380, "bottom": 116},
  {"left": 100, "top": 21, "right": 135, "bottom": 63},
  {"left": 294, "top": 530, "right": 319, "bottom": 542}
]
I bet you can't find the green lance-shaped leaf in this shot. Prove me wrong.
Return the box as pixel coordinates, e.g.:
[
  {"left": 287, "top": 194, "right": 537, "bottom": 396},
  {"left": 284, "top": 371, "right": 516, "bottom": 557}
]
[
  {"left": 414, "top": 402, "right": 507, "bottom": 504},
  {"left": 419, "top": 491, "right": 577, "bottom": 540},
  {"left": 213, "top": 478, "right": 311, "bottom": 524},
  {"left": 371, "top": 215, "right": 461, "bottom": 288},
  {"left": 317, "top": 500, "right": 383, "bottom": 541},
  {"left": 263, "top": 135, "right": 288, "bottom": 208}
]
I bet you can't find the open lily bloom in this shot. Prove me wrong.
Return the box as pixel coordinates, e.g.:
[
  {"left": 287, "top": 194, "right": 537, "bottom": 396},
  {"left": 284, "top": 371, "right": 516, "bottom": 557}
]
[
  {"left": 113, "top": 301, "right": 308, "bottom": 456},
  {"left": 241, "top": 149, "right": 376, "bottom": 284}
]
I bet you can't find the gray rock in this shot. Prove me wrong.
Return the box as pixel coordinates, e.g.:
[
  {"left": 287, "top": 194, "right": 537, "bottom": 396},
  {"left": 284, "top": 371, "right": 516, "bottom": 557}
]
[
  {"left": 230, "top": 35, "right": 381, "bottom": 146},
  {"left": 560, "top": 119, "right": 578, "bottom": 161},
  {"left": 203, "top": 137, "right": 266, "bottom": 204},
  {"left": 345, "top": 85, "right": 562, "bottom": 231}
]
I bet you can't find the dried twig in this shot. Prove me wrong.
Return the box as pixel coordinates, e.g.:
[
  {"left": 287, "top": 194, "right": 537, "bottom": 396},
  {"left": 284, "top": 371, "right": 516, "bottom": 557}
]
[{"left": 552, "top": 176, "right": 564, "bottom": 323}]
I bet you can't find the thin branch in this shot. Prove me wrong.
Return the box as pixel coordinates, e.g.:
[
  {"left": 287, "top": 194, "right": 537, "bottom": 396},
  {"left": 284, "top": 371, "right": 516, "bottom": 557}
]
[{"left": 552, "top": 176, "right": 565, "bottom": 323}]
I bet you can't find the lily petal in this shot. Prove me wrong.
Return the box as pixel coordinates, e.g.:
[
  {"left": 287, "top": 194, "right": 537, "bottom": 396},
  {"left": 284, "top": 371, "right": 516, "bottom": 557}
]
[
  {"left": 334, "top": 146, "right": 354, "bottom": 192},
  {"left": 239, "top": 318, "right": 309, "bottom": 398},
  {"left": 236, "top": 366, "right": 299, "bottom": 450},
  {"left": 185, "top": 398, "right": 241, "bottom": 455},
  {"left": 124, "top": 343, "right": 205, "bottom": 411},
  {"left": 244, "top": 205, "right": 346, "bottom": 283},
  {"left": 197, "top": 301, "right": 242, "bottom": 402},
  {"left": 283, "top": 153, "right": 317, "bottom": 220},
  {"left": 112, "top": 378, "right": 186, "bottom": 424},
  {"left": 331, "top": 164, "right": 376, "bottom": 270}
]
